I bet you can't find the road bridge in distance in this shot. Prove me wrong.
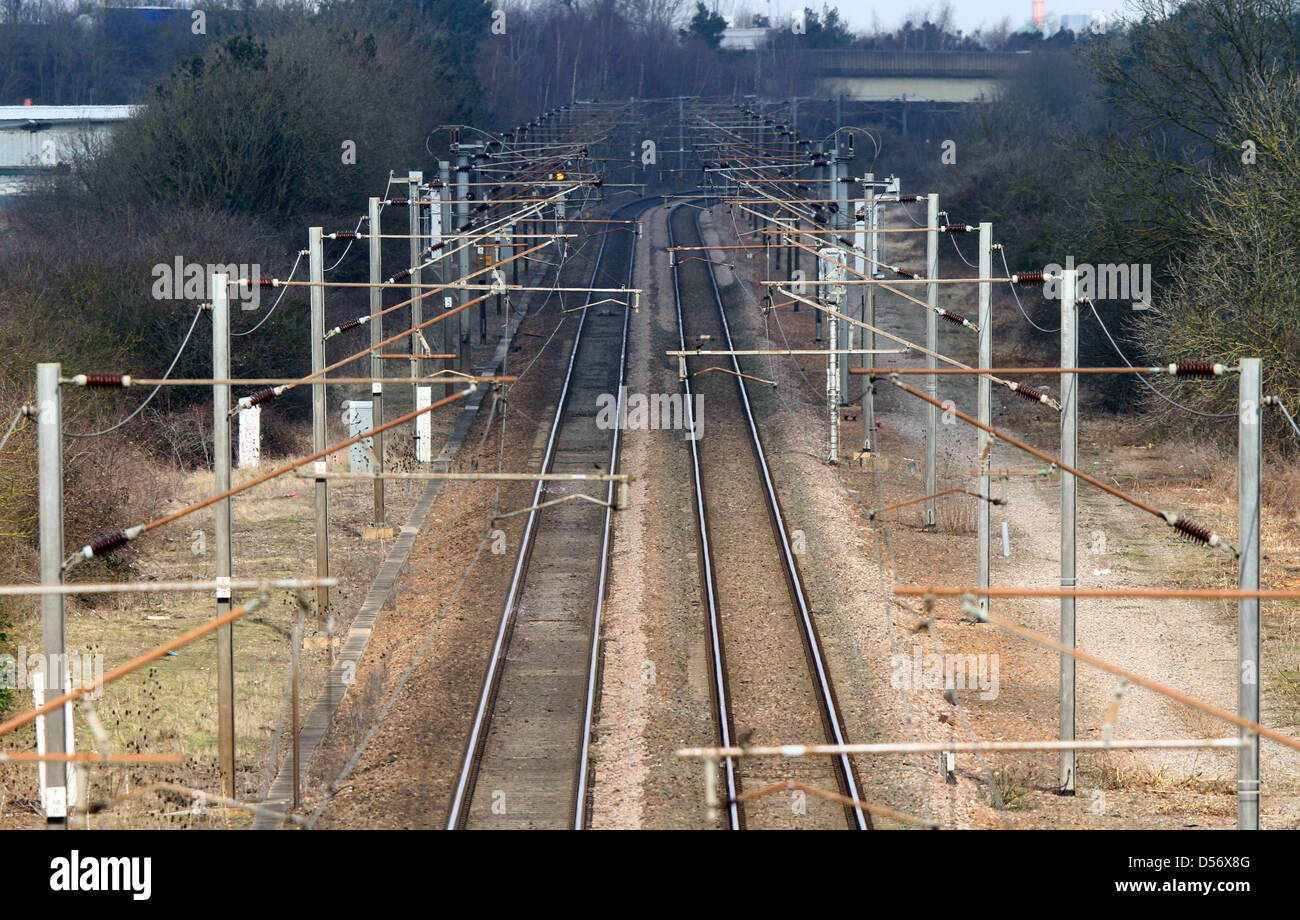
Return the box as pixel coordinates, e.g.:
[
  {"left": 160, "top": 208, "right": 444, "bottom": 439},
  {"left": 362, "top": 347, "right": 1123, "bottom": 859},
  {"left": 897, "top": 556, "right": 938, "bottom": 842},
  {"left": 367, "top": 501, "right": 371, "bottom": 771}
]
[{"left": 804, "top": 50, "right": 1027, "bottom": 103}]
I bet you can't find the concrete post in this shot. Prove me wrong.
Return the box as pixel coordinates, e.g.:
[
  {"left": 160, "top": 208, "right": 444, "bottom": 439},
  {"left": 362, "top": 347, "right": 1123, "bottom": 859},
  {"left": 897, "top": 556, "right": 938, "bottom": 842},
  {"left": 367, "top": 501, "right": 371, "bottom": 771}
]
[
  {"left": 813, "top": 143, "right": 824, "bottom": 343},
  {"left": 924, "top": 193, "right": 939, "bottom": 529},
  {"left": 1060, "top": 268, "right": 1078, "bottom": 794},
  {"left": 1238, "top": 357, "right": 1262, "bottom": 829},
  {"left": 856, "top": 177, "right": 872, "bottom": 453},
  {"left": 862, "top": 178, "right": 879, "bottom": 452},
  {"left": 36, "top": 363, "right": 66, "bottom": 825},
  {"left": 456, "top": 154, "right": 471, "bottom": 378},
  {"left": 439, "top": 161, "right": 455, "bottom": 399},
  {"left": 820, "top": 247, "right": 841, "bottom": 463},
  {"left": 368, "top": 197, "right": 385, "bottom": 525},
  {"left": 679, "top": 96, "right": 685, "bottom": 177},
  {"left": 977, "top": 223, "right": 992, "bottom": 617},
  {"left": 212, "top": 277, "right": 236, "bottom": 801},
  {"left": 309, "top": 228, "right": 329, "bottom": 614},
  {"left": 408, "top": 172, "right": 423, "bottom": 383},
  {"left": 834, "top": 154, "right": 850, "bottom": 403}
]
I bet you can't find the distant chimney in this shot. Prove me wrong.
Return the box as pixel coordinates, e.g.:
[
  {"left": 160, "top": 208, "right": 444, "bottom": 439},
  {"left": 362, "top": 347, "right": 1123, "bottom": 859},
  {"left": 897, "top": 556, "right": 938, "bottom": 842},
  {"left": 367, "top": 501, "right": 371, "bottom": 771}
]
[{"left": 1033, "top": 0, "right": 1045, "bottom": 28}]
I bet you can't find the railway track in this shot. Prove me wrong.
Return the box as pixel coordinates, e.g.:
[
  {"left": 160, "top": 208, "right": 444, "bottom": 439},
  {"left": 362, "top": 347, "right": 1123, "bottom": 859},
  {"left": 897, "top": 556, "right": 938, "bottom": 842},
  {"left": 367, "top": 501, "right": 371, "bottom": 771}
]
[
  {"left": 669, "top": 201, "right": 870, "bottom": 830},
  {"left": 446, "top": 196, "right": 657, "bottom": 829}
]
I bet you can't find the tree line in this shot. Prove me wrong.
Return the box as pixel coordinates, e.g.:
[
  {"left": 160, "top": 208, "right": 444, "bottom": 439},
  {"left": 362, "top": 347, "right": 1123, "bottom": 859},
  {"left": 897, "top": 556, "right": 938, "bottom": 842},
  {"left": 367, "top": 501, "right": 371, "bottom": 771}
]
[
  {"left": 916, "top": 0, "right": 1300, "bottom": 453},
  {"left": 2, "top": 0, "right": 1294, "bottom": 597}
]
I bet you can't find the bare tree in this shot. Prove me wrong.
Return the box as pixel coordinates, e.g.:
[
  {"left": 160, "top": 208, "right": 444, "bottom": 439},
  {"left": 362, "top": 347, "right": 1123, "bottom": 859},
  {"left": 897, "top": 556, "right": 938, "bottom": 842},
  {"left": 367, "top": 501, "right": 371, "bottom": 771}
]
[
  {"left": 1131, "top": 72, "right": 1300, "bottom": 451},
  {"left": 621, "top": 0, "right": 688, "bottom": 31}
]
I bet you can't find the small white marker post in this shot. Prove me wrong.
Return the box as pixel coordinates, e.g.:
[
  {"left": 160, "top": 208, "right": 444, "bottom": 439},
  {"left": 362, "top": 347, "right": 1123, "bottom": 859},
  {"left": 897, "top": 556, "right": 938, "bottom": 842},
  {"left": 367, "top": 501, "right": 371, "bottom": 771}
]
[
  {"left": 32, "top": 671, "right": 77, "bottom": 819},
  {"left": 237, "top": 406, "right": 261, "bottom": 469},
  {"left": 345, "top": 401, "right": 375, "bottom": 473},
  {"left": 416, "top": 387, "right": 432, "bottom": 464}
]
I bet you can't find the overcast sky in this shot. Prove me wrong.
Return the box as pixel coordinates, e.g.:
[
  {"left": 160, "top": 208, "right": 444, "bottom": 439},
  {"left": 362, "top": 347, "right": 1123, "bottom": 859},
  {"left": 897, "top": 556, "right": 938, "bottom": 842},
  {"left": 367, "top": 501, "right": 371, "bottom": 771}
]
[{"left": 736, "top": 1, "right": 1138, "bottom": 36}]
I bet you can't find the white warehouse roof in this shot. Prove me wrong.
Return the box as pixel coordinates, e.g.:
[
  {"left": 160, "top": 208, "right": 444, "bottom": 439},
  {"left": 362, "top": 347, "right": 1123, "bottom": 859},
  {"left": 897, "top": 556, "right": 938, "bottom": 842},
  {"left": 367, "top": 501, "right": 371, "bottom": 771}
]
[{"left": 0, "top": 106, "right": 139, "bottom": 129}]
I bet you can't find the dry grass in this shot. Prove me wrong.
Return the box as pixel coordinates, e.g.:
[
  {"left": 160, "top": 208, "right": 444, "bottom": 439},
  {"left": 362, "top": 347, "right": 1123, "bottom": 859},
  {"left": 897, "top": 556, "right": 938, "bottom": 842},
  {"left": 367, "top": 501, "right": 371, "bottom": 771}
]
[
  {"left": 1263, "top": 464, "right": 1300, "bottom": 521},
  {"left": 1274, "top": 668, "right": 1300, "bottom": 711},
  {"left": 986, "top": 764, "right": 1040, "bottom": 810},
  {"left": 937, "top": 498, "right": 977, "bottom": 535},
  {"left": 1080, "top": 759, "right": 1234, "bottom": 797},
  {"left": 0, "top": 444, "right": 428, "bottom": 829}
]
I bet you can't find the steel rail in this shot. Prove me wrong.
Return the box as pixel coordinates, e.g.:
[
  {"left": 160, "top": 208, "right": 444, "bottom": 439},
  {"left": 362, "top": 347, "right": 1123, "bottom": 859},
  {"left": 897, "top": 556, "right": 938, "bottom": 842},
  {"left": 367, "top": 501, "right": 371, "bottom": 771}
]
[
  {"left": 446, "top": 196, "right": 655, "bottom": 830},
  {"left": 573, "top": 199, "right": 649, "bottom": 829},
  {"left": 679, "top": 202, "right": 870, "bottom": 830},
  {"left": 668, "top": 208, "right": 742, "bottom": 830}
]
